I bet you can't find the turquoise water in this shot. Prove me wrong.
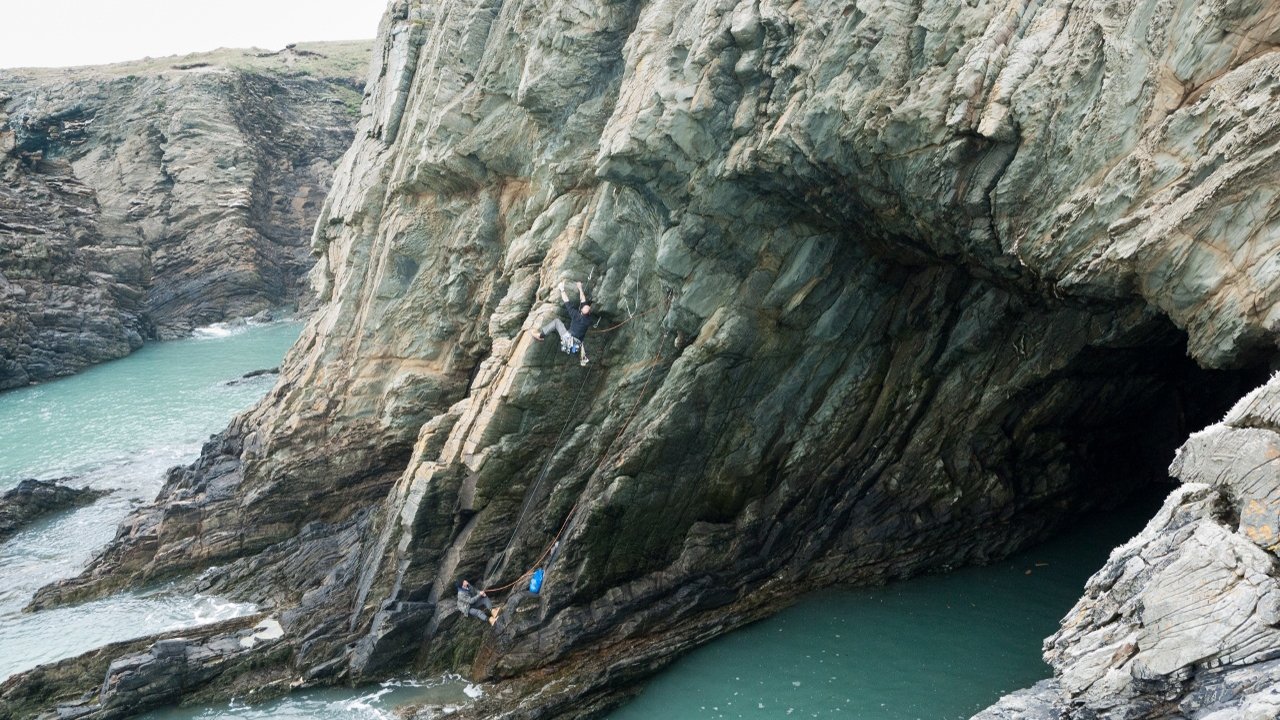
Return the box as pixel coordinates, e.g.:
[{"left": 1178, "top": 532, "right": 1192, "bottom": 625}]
[
  {"left": 0, "top": 317, "right": 1154, "bottom": 719},
  {"left": 0, "top": 321, "right": 299, "bottom": 484},
  {"left": 0, "top": 321, "right": 301, "bottom": 680},
  {"left": 609, "top": 498, "right": 1157, "bottom": 720},
  {"left": 137, "top": 498, "right": 1152, "bottom": 720}
]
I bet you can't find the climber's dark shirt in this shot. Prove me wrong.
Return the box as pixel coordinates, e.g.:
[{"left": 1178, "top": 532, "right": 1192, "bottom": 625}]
[{"left": 565, "top": 301, "right": 590, "bottom": 340}]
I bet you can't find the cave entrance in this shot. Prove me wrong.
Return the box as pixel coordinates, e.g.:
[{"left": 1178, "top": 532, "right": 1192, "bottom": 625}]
[{"left": 1029, "top": 316, "right": 1271, "bottom": 533}]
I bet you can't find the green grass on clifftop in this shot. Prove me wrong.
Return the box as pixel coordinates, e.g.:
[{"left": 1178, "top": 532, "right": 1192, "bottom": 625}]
[{"left": 6, "top": 41, "right": 372, "bottom": 85}]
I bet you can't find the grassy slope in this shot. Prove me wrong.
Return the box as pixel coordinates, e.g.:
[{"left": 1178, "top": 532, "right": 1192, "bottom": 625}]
[{"left": 4, "top": 40, "right": 371, "bottom": 84}]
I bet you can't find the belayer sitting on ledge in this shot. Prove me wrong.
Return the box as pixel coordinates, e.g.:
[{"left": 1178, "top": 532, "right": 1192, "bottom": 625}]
[
  {"left": 456, "top": 579, "right": 498, "bottom": 625},
  {"left": 533, "top": 280, "right": 592, "bottom": 366}
]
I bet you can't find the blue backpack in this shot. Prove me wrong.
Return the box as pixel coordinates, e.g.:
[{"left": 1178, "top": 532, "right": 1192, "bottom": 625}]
[{"left": 529, "top": 568, "right": 544, "bottom": 594}]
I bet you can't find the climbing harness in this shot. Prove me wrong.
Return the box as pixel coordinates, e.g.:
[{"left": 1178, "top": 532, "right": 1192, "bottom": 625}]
[{"left": 483, "top": 290, "right": 675, "bottom": 599}]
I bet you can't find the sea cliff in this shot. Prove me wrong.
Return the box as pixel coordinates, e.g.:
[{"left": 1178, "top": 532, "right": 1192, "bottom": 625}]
[
  {"left": 0, "top": 42, "right": 367, "bottom": 389},
  {"left": 4, "top": 1, "right": 1280, "bottom": 718}
]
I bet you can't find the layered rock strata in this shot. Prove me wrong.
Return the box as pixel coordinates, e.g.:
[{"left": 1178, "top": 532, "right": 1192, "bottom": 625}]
[
  {"left": 0, "top": 42, "right": 367, "bottom": 389},
  {"left": 977, "top": 371, "right": 1280, "bottom": 719},
  {"left": 0, "top": 615, "right": 282, "bottom": 720},
  {"left": 0, "top": 144, "right": 145, "bottom": 388},
  {"left": 7, "top": 0, "right": 1280, "bottom": 717}
]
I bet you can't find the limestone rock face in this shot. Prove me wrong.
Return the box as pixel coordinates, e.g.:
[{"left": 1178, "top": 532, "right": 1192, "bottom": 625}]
[
  {"left": 10, "top": 0, "right": 1280, "bottom": 717},
  {"left": 0, "top": 42, "right": 367, "bottom": 388}
]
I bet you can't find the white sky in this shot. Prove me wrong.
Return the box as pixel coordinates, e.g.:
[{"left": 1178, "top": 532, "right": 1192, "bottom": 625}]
[{"left": 0, "top": 0, "right": 390, "bottom": 68}]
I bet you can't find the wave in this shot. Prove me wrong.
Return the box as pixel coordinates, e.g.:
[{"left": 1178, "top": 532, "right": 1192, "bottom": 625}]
[{"left": 192, "top": 315, "right": 294, "bottom": 340}]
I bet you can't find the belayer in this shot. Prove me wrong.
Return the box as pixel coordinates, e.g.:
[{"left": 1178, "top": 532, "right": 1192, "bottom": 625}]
[
  {"left": 456, "top": 579, "right": 498, "bottom": 625},
  {"left": 533, "top": 280, "right": 593, "bottom": 366}
]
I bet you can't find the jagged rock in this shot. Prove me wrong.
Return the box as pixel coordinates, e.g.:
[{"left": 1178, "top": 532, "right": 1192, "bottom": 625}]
[
  {"left": 976, "top": 372, "right": 1280, "bottom": 718},
  {"left": 223, "top": 367, "right": 281, "bottom": 386},
  {"left": 0, "top": 615, "right": 287, "bottom": 720},
  {"left": 0, "top": 42, "right": 368, "bottom": 388},
  {"left": 0, "top": 149, "right": 146, "bottom": 389},
  {"left": 8, "top": 0, "right": 1280, "bottom": 717},
  {"left": 0, "top": 479, "right": 107, "bottom": 542},
  {"left": 970, "top": 680, "right": 1067, "bottom": 720}
]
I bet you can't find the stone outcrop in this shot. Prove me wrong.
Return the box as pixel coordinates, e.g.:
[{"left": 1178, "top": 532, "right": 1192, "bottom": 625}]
[
  {"left": 7, "top": 0, "right": 1280, "bottom": 717},
  {"left": 0, "top": 42, "right": 368, "bottom": 389},
  {"left": 0, "top": 478, "right": 106, "bottom": 542},
  {"left": 978, "top": 371, "right": 1280, "bottom": 719},
  {"left": 0, "top": 144, "right": 145, "bottom": 388},
  {"left": 0, "top": 615, "right": 286, "bottom": 720}
]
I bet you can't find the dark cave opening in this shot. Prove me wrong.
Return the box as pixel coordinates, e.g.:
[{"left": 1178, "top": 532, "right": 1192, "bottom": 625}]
[{"left": 1030, "top": 317, "right": 1271, "bottom": 533}]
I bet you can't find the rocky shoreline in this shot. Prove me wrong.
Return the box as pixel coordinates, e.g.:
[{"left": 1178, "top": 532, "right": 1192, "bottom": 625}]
[
  {"left": 4, "top": 0, "right": 1280, "bottom": 718},
  {"left": 0, "top": 615, "right": 278, "bottom": 720},
  {"left": 0, "top": 479, "right": 107, "bottom": 542},
  {"left": 0, "top": 42, "right": 368, "bottom": 389},
  {"left": 980, "top": 372, "right": 1280, "bottom": 719}
]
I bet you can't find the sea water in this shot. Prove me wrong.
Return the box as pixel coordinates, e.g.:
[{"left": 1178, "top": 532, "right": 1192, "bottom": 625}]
[
  {"left": 608, "top": 496, "right": 1158, "bottom": 720},
  {"left": 0, "top": 319, "right": 1155, "bottom": 719},
  {"left": 140, "top": 500, "right": 1153, "bottom": 720},
  {"left": 0, "top": 321, "right": 300, "bottom": 680}
]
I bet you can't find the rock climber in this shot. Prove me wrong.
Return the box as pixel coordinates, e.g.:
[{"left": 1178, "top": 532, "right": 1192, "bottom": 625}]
[
  {"left": 533, "top": 280, "right": 592, "bottom": 366},
  {"left": 456, "top": 579, "right": 498, "bottom": 625}
]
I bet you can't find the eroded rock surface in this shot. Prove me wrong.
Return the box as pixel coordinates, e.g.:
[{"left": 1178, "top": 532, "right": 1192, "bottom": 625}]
[
  {"left": 8, "top": 0, "right": 1280, "bottom": 717},
  {"left": 0, "top": 146, "right": 145, "bottom": 388},
  {"left": 980, "top": 372, "right": 1280, "bottom": 719},
  {"left": 0, "top": 615, "right": 285, "bottom": 720},
  {"left": 0, "top": 478, "right": 106, "bottom": 542},
  {"left": 0, "top": 42, "right": 367, "bottom": 388}
]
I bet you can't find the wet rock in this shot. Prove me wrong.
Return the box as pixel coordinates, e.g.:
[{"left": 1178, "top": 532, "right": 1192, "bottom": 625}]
[
  {"left": 241, "top": 367, "right": 279, "bottom": 379},
  {"left": 970, "top": 680, "right": 1067, "bottom": 720},
  {"left": 224, "top": 367, "right": 280, "bottom": 386},
  {"left": 0, "top": 479, "right": 106, "bottom": 542},
  {"left": 0, "top": 615, "right": 282, "bottom": 720},
  {"left": 349, "top": 600, "right": 435, "bottom": 678}
]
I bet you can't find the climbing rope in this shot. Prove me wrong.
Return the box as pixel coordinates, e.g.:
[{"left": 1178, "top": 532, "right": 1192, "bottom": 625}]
[
  {"left": 499, "top": 294, "right": 667, "bottom": 559},
  {"left": 594, "top": 302, "right": 664, "bottom": 334},
  {"left": 502, "top": 191, "right": 605, "bottom": 549},
  {"left": 482, "top": 291, "right": 674, "bottom": 597},
  {"left": 499, "top": 357, "right": 596, "bottom": 561}
]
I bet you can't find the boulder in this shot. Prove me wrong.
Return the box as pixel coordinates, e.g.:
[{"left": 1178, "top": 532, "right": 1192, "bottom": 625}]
[{"left": 0, "top": 479, "right": 106, "bottom": 542}]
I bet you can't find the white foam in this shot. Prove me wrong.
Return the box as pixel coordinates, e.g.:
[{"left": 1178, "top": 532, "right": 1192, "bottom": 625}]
[
  {"left": 463, "top": 683, "right": 485, "bottom": 699},
  {"left": 192, "top": 322, "right": 246, "bottom": 339},
  {"left": 340, "top": 687, "right": 395, "bottom": 719},
  {"left": 381, "top": 677, "right": 426, "bottom": 688},
  {"left": 240, "top": 617, "right": 284, "bottom": 648},
  {"left": 191, "top": 595, "right": 258, "bottom": 625},
  {"left": 192, "top": 316, "right": 293, "bottom": 341}
]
